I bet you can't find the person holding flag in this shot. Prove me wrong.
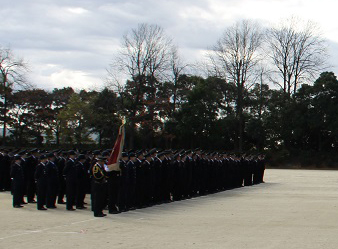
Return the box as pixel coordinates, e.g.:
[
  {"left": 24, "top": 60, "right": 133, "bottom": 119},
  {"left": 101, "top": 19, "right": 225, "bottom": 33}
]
[
  {"left": 107, "top": 118, "right": 125, "bottom": 213},
  {"left": 91, "top": 119, "right": 125, "bottom": 216}
]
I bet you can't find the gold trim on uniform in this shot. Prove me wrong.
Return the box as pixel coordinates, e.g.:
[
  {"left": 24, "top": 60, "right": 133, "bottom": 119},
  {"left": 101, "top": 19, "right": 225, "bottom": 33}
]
[{"left": 92, "top": 163, "right": 106, "bottom": 180}]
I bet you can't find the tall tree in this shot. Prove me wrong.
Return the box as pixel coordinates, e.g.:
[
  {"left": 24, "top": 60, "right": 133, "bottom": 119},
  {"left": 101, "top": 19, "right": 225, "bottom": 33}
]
[
  {"left": 209, "top": 20, "right": 264, "bottom": 152},
  {"left": 89, "top": 88, "right": 120, "bottom": 147},
  {"left": 0, "top": 46, "right": 29, "bottom": 144},
  {"left": 266, "top": 18, "right": 328, "bottom": 97},
  {"left": 108, "top": 23, "right": 174, "bottom": 148},
  {"left": 58, "top": 92, "right": 95, "bottom": 146},
  {"left": 47, "top": 87, "right": 75, "bottom": 145}
]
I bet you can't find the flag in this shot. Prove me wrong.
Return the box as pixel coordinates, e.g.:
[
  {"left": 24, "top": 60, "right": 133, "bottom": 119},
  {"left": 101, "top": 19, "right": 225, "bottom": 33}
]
[{"left": 107, "top": 122, "right": 125, "bottom": 171}]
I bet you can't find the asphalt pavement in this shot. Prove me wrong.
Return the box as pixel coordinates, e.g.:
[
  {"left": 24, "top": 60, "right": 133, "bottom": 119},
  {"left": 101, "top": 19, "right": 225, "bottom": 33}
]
[{"left": 1, "top": 169, "right": 338, "bottom": 249}]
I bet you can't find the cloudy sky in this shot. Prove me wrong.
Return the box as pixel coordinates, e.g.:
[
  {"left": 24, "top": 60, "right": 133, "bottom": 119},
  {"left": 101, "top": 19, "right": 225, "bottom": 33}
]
[{"left": 2, "top": 0, "right": 338, "bottom": 91}]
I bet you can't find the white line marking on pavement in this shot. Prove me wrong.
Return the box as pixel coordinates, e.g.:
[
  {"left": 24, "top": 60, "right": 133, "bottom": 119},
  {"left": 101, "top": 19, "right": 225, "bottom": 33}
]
[{"left": 0, "top": 218, "right": 96, "bottom": 241}]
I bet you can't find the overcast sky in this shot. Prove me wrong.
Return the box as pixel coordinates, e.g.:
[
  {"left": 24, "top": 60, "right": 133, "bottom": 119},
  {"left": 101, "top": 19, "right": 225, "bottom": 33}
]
[{"left": 2, "top": 0, "right": 338, "bottom": 91}]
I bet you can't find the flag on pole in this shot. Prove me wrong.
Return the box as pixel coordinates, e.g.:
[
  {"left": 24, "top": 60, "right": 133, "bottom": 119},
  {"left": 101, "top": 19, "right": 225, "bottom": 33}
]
[{"left": 107, "top": 120, "right": 125, "bottom": 171}]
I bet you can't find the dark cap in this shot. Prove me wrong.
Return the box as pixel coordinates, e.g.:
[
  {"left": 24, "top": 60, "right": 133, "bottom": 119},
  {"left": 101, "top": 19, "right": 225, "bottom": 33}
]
[
  {"left": 40, "top": 154, "right": 47, "bottom": 160},
  {"left": 30, "top": 148, "right": 39, "bottom": 153},
  {"left": 68, "top": 150, "right": 76, "bottom": 156},
  {"left": 47, "top": 152, "right": 55, "bottom": 158},
  {"left": 172, "top": 153, "right": 180, "bottom": 160},
  {"left": 93, "top": 150, "right": 100, "bottom": 156},
  {"left": 149, "top": 148, "right": 157, "bottom": 155},
  {"left": 18, "top": 150, "right": 27, "bottom": 156},
  {"left": 122, "top": 152, "right": 128, "bottom": 157},
  {"left": 157, "top": 152, "right": 165, "bottom": 158},
  {"left": 144, "top": 153, "right": 151, "bottom": 158},
  {"left": 97, "top": 156, "right": 106, "bottom": 161},
  {"left": 78, "top": 154, "right": 86, "bottom": 160},
  {"left": 136, "top": 150, "right": 144, "bottom": 157},
  {"left": 102, "top": 151, "right": 110, "bottom": 157},
  {"left": 128, "top": 152, "right": 136, "bottom": 158}
]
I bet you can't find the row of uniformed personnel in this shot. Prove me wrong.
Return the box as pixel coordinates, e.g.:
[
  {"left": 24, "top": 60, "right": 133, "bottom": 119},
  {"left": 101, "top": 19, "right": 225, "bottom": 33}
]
[
  {"left": 92, "top": 149, "right": 266, "bottom": 217},
  {"left": 8, "top": 149, "right": 90, "bottom": 211},
  {"left": 1, "top": 148, "right": 265, "bottom": 217}
]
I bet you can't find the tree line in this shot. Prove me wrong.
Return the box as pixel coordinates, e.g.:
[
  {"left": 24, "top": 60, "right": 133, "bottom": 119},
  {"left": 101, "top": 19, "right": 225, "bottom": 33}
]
[{"left": 1, "top": 18, "right": 337, "bottom": 167}]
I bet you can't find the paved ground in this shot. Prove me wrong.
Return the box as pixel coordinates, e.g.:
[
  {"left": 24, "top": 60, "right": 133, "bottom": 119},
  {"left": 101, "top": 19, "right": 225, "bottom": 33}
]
[{"left": 1, "top": 169, "right": 338, "bottom": 249}]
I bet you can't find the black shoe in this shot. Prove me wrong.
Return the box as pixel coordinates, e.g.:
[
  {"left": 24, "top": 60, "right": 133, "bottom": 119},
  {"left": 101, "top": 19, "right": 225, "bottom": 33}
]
[
  {"left": 14, "top": 205, "right": 24, "bottom": 208},
  {"left": 109, "top": 210, "right": 120, "bottom": 214},
  {"left": 38, "top": 207, "right": 47, "bottom": 210},
  {"left": 67, "top": 208, "right": 76, "bottom": 211},
  {"left": 94, "top": 214, "right": 105, "bottom": 217},
  {"left": 58, "top": 201, "right": 66, "bottom": 204},
  {"left": 47, "top": 206, "right": 57, "bottom": 209},
  {"left": 21, "top": 202, "right": 28, "bottom": 205},
  {"left": 76, "top": 206, "right": 87, "bottom": 209},
  {"left": 28, "top": 200, "right": 37, "bottom": 203}
]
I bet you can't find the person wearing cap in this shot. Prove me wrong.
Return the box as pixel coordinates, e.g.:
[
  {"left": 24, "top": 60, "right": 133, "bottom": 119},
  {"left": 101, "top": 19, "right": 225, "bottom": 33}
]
[
  {"left": 106, "top": 152, "right": 121, "bottom": 214},
  {"left": 171, "top": 153, "right": 181, "bottom": 201},
  {"left": 76, "top": 154, "right": 87, "bottom": 209},
  {"left": 35, "top": 155, "right": 48, "bottom": 210},
  {"left": 56, "top": 151, "right": 67, "bottom": 204},
  {"left": 118, "top": 151, "right": 130, "bottom": 212},
  {"left": 152, "top": 150, "right": 163, "bottom": 204},
  {"left": 158, "top": 151, "right": 170, "bottom": 203},
  {"left": 63, "top": 150, "right": 77, "bottom": 211},
  {"left": 142, "top": 152, "right": 153, "bottom": 206},
  {"left": 18, "top": 150, "right": 28, "bottom": 205},
  {"left": 134, "top": 150, "right": 145, "bottom": 208},
  {"left": 25, "top": 149, "right": 39, "bottom": 203},
  {"left": 0, "top": 149, "right": 12, "bottom": 191},
  {"left": 125, "top": 151, "right": 137, "bottom": 210},
  {"left": 91, "top": 156, "right": 108, "bottom": 217},
  {"left": 89, "top": 150, "right": 101, "bottom": 211},
  {"left": 11, "top": 155, "right": 25, "bottom": 208},
  {"left": 46, "top": 153, "right": 59, "bottom": 209}
]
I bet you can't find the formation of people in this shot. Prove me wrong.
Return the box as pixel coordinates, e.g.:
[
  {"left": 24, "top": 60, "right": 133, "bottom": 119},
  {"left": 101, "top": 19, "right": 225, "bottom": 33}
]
[{"left": 0, "top": 148, "right": 266, "bottom": 217}]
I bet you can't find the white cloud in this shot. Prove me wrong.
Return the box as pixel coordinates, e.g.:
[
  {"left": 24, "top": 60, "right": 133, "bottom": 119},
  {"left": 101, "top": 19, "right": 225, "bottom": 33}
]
[
  {"left": 1, "top": 0, "right": 338, "bottom": 91},
  {"left": 48, "top": 69, "right": 100, "bottom": 90},
  {"left": 66, "top": 7, "right": 89, "bottom": 14}
]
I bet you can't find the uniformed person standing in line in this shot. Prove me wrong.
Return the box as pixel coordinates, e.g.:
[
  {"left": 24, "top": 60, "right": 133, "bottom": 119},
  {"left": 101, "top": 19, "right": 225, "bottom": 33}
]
[
  {"left": 118, "top": 152, "right": 129, "bottom": 212},
  {"left": 10, "top": 155, "right": 25, "bottom": 208},
  {"left": 35, "top": 155, "right": 48, "bottom": 210},
  {"left": 46, "top": 153, "right": 59, "bottom": 209},
  {"left": 171, "top": 152, "right": 181, "bottom": 201},
  {"left": 126, "top": 152, "right": 137, "bottom": 210},
  {"left": 63, "top": 150, "right": 77, "bottom": 211},
  {"left": 1, "top": 149, "right": 12, "bottom": 191},
  {"left": 91, "top": 156, "right": 108, "bottom": 217},
  {"left": 19, "top": 150, "right": 28, "bottom": 204},
  {"left": 75, "top": 154, "right": 87, "bottom": 209},
  {"left": 142, "top": 152, "right": 152, "bottom": 206},
  {"left": 106, "top": 155, "right": 121, "bottom": 214},
  {"left": 56, "top": 151, "right": 67, "bottom": 204},
  {"left": 89, "top": 150, "right": 100, "bottom": 211},
  {"left": 25, "top": 149, "right": 39, "bottom": 203}
]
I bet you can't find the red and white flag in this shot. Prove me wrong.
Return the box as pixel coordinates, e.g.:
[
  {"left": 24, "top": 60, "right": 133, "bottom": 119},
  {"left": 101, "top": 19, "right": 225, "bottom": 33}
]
[{"left": 107, "top": 122, "right": 125, "bottom": 171}]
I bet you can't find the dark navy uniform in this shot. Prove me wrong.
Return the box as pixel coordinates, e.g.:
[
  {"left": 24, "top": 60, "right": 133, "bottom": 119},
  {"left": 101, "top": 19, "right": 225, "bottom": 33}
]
[
  {"left": 35, "top": 158, "right": 48, "bottom": 210},
  {"left": 10, "top": 156, "right": 25, "bottom": 208},
  {"left": 63, "top": 153, "right": 77, "bottom": 210},
  {"left": 46, "top": 157, "right": 59, "bottom": 208},
  {"left": 56, "top": 155, "right": 67, "bottom": 204},
  {"left": 76, "top": 157, "right": 87, "bottom": 209},
  {"left": 91, "top": 158, "right": 107, "bottom": 217}
]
